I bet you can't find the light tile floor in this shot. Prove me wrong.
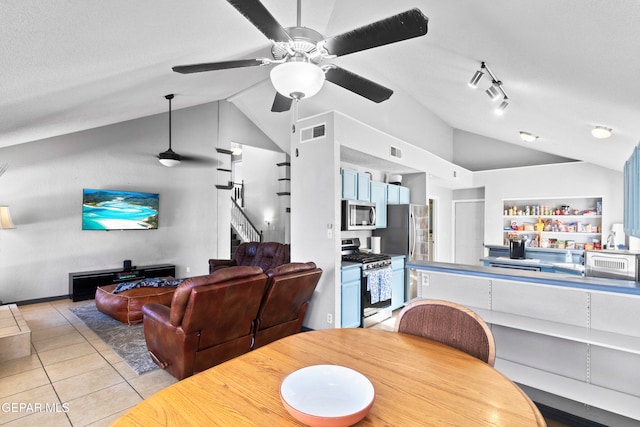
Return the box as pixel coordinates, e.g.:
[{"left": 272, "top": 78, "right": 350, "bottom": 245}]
[{"left": 0, "top": 299, "right": 177, "bottom": 426}]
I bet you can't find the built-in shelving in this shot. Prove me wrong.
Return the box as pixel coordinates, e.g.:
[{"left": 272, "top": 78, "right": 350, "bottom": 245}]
[{"left": 503, "top": 197, "right": 603, "bottom": 250}]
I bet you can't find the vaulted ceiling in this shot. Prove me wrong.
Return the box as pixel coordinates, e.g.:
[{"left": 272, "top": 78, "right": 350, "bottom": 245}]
[{"left": 2, "top": 0, "right": 639, "bottom": 171}]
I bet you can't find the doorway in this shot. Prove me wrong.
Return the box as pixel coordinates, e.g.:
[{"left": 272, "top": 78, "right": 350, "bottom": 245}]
[{"left": 454, "top": 200, "right": 485, "bottom": 265}]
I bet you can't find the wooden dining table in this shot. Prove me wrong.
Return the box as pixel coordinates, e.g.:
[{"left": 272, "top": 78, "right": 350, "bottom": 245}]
[{"left": 114, "top": 328, "right": 544, "bottom": 426}]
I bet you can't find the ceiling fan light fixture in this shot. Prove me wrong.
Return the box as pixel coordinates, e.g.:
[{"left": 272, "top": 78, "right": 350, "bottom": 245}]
[
  {"left": 159, "top": 148, "right": 181, "bottom": 167},
  {"left": 519, "top": 131, "right": 538, "bottom": 142},
  {"left": 270, "top": 61, "right": 326, "bottom": 100},
  {"left": 592, "top": 126, "right": 612, "bottom": 139}
]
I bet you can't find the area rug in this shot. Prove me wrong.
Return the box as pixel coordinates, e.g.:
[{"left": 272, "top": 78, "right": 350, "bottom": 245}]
[{"left": 68, "top": 303, "right": 157, "bottom": 375}]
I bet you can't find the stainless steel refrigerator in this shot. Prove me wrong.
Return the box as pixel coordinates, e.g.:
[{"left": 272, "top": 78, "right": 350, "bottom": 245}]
[
  {"left": 374, "top": 204, "right": 429, "bottom": 261},
  {"left": 374, "top": 204, "right": 430, "bottom": 301}
]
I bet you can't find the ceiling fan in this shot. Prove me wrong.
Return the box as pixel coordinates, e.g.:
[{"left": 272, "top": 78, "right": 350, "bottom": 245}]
[
  {"left": 158, "top": 94, "right": 214, "bottom": 167},
  {"left": 172, "top": 0, "right": 429, "bottom": 112}
]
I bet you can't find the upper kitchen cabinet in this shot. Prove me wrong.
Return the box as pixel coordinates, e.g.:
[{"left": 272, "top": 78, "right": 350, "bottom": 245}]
[
  {"left": 624, "top": 144, "right": 640, "bottom": 239},
  {"left": 399, "top": 186, "right": 410, "bottom": 204},
  {"left": 341, "top": 168, "right": 370, "bottom": 201},
  {"left": 387, "top": 184, "right": 400, "bottom": 204},
  {"left": 387, "top": 184, "right": 411, "bottom": 205},
  {"left": 370, "top": 181, "right": 387, "bottom": 228}
]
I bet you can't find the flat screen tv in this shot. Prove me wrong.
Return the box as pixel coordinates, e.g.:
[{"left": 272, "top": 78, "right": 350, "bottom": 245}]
[{"left": 82, "top": 189, "right": 159, "bottom": 230}]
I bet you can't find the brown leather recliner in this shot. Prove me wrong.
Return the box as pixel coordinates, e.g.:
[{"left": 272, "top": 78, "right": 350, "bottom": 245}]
[
  {"left": 142, "top": 266, "right": 267, "bottom": 380},
  {"left": 209, "top": 241, "right": 290, "bottom": 273},
  {"left": 253, "top": 262, "right": 323, "bottom": 350}
]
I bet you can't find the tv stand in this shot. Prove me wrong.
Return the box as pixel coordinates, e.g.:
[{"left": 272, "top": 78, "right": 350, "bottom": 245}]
[{"left": 69, "top": 264, "right": 176, "bottom": 302}]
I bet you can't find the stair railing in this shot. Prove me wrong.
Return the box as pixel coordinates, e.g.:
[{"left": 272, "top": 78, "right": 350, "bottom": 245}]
[{"left": 230, "top": 197, "right": 263, "bottom": 243}]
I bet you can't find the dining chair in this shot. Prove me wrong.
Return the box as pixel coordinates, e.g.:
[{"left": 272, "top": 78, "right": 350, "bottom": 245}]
[{"left": 394, "top": 299, "right": 496, "bottom": 366}]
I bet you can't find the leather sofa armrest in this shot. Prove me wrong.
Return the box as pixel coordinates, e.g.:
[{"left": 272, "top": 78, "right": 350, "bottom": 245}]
[
  {"left": 209, "top": 259, "right": 237, "bottom": 274},
  {"left": 142, "top": 303, "right": 176, "bottom": 330}
]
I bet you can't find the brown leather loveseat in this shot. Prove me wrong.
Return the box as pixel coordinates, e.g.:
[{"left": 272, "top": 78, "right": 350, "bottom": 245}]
[
  {"left": 141, "top": 266, "right": 267, "bottom": 380},
  {"left": 253, "top": 262, "right": 323, "bottom": 349},
  {"left": 208, "top": 241, "right": 290, "bottom": 273}
]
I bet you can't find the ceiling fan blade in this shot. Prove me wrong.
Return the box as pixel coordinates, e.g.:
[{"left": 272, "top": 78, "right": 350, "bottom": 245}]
[
  {"left": 325, "top": 66, "right": 393, "bottom": 103},
  {"left": 322, "top": 8, "right": 428, "bottom": 57},
  {"left": 271, "top": 92, "right": 293, "bottom": 112},
  {"left": 226, "top": 0, "right": 292, "bottom": 43},
  {"left": 173, "top": 59, "right": 266, "bottom": 74}
]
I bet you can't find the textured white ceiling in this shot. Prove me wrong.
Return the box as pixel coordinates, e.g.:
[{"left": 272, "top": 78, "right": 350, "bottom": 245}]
[{"left": 1, "top": 0, "right": 639, "bottom": 171}]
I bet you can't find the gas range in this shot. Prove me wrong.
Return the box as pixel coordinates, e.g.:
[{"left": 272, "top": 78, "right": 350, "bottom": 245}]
[{"left": 341, "top": 238, "right": 392, "bottom": 270}]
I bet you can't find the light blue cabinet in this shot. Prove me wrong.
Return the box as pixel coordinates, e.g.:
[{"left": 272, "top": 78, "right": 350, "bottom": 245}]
[
  {"left": 390, "top": 256, "right": 405, "bottom": 310},
  {"left": 341, "top": 266, "right": 361, "bottom": 328},
  {"left": 357, "top": 172, "right": 370, "bottom": 201},
  {"left": 399, "top": 186, "right": 410, "bottom": 204},
  {"left": 341, "top": 169, "right": 358, "bottom": 200},
  {"left": 624, "top": 144, "right": 640, "bottom": 238},
  {"left": 370, "top": 181, "right": 387, "bottom": 228},
  {"left": 387, "top": 184, "right": 400, "bottom": 204},
  {"left": 342, "top": 169, "right": 371, "bottom": 201}
]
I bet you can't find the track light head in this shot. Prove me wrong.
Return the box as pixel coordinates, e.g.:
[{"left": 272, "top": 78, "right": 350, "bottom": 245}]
[
  {"left": 495, "top": 99, "right": 509, "bottom": 115},
  {"left": 486, "top": 85, "right": 500, "bottom": 101},
  {"left": 468, "top": 70, "right": 484, "bottom": 88}
]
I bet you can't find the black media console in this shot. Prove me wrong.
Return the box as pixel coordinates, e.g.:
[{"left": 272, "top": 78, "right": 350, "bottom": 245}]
[{"left": 68, "top": 264, "right": 176, "bottom": 302}]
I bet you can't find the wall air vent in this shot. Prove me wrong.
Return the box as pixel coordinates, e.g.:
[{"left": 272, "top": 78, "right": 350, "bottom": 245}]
[
  {"left": 390, "top": 146, "right": 402, "bottom": 158},
  {"left": 300, "top": 124, "right": 326, "bottom": 143}
]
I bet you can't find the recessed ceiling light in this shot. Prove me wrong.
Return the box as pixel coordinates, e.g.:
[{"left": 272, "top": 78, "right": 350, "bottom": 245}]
[
  {"left": 519, "top": 131, "right": 538, "bottom": 142},
  {"left": 592, "top": 126, "right": 612, "bottom": 139}
]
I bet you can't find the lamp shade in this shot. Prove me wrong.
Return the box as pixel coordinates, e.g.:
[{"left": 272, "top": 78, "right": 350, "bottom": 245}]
[
  {"left": 0, "top": 206, "right": 15, "bottom": 229},
  {"left": 158, "top": 148, "right": 181, "bottom": 167},
  {"left": 270, "top": 62, "right": 325, "bottom": 100}
]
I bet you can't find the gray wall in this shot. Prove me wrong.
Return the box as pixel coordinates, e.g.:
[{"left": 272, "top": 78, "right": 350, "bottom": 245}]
[{"left": 0, "top": 101, "right": 252, "bottom": 303}]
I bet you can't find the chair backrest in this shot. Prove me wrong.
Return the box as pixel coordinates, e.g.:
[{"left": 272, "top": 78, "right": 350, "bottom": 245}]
[
  {"left": 394, "top": 299, "right": 496, "bottom": 366},
  {"left": 233, "top": 242, "right": 261, "bottom": 266},
  {"left": 257, "top": 262, "right": 322, "bottom": 330},
  {"left": 169, "top": 266, "right": 267, "bottom": 347},
  {"left": 254, "top": 242, "right": 290, "bottom": 272}
]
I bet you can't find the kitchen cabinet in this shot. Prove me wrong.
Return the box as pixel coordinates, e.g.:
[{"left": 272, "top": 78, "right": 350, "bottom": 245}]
[
  {"left": 624, "top": 144, "right": 640, "bottom": 238},
  {"left": 503, "top": 197, "right": 602, "bottom": 250},
  {"left": 356, "top": 172, "right": 370, "bottom": 201},
  {"left": 387, "top": 184, "right": 400, "bottom": 204},
  {"left": 390, "top": 256, "right": 405, "bottom": 310},
  {"left": 399, "top": 186, "right": 410, "bottom": 204},
  {"left": 341, "top": 168, "right": 370, "bottom": 201},
  {"left": 411, "top": 264, "right": 640, "bottom": 422},
  {"left": 341, "top": 169, "right": 358, "bottom": 200},
  {"left": 369, "top": 181, "right": 387, "bottom": 228},
  {"left": 341, "top": 265, "right": 361, "bottom": 328}
]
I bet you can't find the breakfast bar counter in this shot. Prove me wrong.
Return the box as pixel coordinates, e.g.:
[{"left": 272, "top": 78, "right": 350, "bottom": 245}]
[{"left": 406, "top": 260, "right": 640, "bottom": 423}]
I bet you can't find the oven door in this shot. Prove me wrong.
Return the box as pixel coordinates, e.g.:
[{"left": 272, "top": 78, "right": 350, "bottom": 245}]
[{"left": 361, "top": 266, "right": 393, "bottom": 328}]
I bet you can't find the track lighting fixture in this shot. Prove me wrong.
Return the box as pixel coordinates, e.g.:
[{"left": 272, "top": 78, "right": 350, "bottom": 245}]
[
  {"left": 592, "top": 126, "right": 612, "bottom": 139},
  {"left": 519, "top": 131, "right": 538, "bottom": 142},
  {"left": 469, "top": 61, "right": 509, "bottom": 114},
  {"left": 468, "top": 69, "right": 484, "bottom": 88},
  {"left": 486, "top": 85, "right": 500, "bottom": 101},
  {"left": 495, "top": 99, "right": 509, "bottom": 115}
]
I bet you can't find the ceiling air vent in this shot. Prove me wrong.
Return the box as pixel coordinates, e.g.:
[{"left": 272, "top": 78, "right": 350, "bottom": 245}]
[
  {"left": 390, "top": 145, "right": 402, "bottom": 158},
  {"left": 300, "top": 124, "right": 326, "bottom": 143}
]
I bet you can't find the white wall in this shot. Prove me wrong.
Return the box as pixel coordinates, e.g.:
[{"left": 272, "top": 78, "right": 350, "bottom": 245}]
[
  {"left": 291, "top": 112, "right": 340, "bottom": 330},
  {"left": 239, "top": 145, "right": 285, "bottom": 243},
  {"left": 474, "top": 163, "right": 624, "bottom": 248},
  {"left": 0, "top": 101, "right": 272, "bottom": 304}
]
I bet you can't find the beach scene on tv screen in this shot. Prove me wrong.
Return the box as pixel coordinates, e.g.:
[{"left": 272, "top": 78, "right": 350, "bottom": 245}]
[{"left": 82, "top": 189, "right": 159, "bottom": 230}]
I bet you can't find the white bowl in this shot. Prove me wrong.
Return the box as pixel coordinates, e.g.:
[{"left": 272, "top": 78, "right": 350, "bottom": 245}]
[{"left": 280, "top": 365, "right": 375, "bottom": 427}]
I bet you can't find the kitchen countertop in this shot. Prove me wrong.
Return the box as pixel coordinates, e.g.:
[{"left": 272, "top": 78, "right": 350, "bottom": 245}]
[{"left": 406, "top": 260, "right": 640, "bottom": 295}]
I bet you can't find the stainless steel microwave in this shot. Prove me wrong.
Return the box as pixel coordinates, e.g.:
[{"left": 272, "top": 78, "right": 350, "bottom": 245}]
[{"left": 342, "top": 200, "right": 376, "bottom": 231}]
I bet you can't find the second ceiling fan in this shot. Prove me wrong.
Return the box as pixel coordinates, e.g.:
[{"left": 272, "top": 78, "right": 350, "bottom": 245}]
[{"left": 172, "top": 0, "right": 429, "bottom": 112}]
